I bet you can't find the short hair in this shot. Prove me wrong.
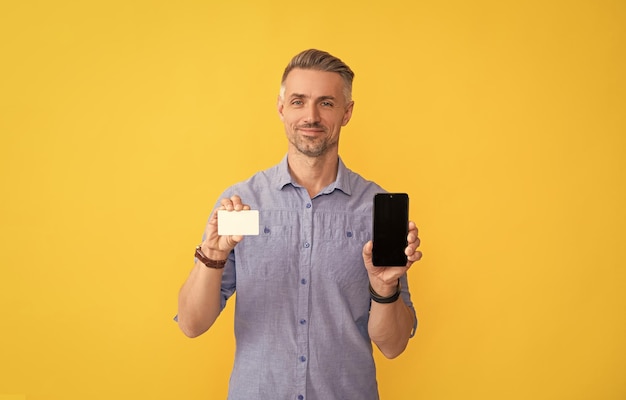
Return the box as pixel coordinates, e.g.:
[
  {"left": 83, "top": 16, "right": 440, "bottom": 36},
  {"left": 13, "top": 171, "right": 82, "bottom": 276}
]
[{"left": 280, "top": 49, "right": 355, "bottom": 102}]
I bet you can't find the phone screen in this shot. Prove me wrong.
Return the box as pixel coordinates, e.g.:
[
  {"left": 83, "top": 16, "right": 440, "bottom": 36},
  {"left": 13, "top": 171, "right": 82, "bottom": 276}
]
[{"left": 372, "top": 193, "right": 409, "bottom": 266}]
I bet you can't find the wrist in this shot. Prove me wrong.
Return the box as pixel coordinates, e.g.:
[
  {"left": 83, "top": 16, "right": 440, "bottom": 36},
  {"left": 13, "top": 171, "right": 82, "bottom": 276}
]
[
  {"left": 195, "top": 245, "right": 228, "bottom": 269},
  {"left": 369, "top": 280, "right": 398, "bottom": 298},
  {"left": 200, "top": 242, "right": 229, "bottom": 261},
  {"left": 369, "top": 279, "right": 401, "bottom": 304}
]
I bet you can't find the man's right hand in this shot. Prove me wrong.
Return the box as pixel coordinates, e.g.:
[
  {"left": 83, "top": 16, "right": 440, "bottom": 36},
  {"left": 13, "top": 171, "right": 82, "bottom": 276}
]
[
  {"left": 200, "top": 194, "right": 250, "bottom": 260},
  {"left": 178, "top": 194, "right": 251, "bottom": 337}
]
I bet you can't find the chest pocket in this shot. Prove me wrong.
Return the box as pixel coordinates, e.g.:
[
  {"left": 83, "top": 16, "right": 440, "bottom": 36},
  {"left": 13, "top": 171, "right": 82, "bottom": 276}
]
[
  {"left": 313, "top": 216, "right": 371, "bottom": 287},
  {"left": 235, "top": 224, "right": 294, "bottom": 279}
]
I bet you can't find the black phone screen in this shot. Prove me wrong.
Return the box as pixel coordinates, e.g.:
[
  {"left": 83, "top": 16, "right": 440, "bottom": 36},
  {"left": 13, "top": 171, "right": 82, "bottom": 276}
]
[{"left": 372, "top": 193, "right": 409, "bottom": 266}]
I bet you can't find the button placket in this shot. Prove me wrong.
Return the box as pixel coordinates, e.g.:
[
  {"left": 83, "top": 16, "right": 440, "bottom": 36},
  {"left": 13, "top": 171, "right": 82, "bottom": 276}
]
[{"left": 295, "top": 196, "right": 313, "bottom": 398}]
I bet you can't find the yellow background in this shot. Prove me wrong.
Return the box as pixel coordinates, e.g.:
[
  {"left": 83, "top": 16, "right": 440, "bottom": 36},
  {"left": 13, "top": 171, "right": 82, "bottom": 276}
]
[{"left": 1, "top": 1, "right": 624, "bottom": 399}]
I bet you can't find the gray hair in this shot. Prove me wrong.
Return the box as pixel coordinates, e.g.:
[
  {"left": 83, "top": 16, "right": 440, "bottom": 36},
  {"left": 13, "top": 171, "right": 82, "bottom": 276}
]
[{"left": 279, "top": 49, "right": 355, "bottom": 102}]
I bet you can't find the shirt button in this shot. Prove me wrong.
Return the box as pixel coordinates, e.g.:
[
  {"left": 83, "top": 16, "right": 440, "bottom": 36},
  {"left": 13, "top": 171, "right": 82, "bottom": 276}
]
[
  {"left": 300, "top": 278, "right": 307, "bottom": 285},
  {"left": 298, "top": 395, "right": 304, "bottom": 400},
  {"left": 346, "top": 231, "right": 353, "bottom": 238},
  {"left": 306, "top": 203, "right": 312, "bottom": 209},
  {"left": 304, "top": 242, "right": 310, "bottom": 248},
  {"left": 299, "top": 319, "right": 307, "bottom": 325},
  {"left": 300, "top": 356, "right": 307, "bottom": 362}
]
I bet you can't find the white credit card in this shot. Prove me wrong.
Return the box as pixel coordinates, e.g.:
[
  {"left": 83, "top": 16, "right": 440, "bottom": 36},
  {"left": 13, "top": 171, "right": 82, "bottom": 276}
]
[{"left": 217, "top": 210, "right": 259, "bottom": 236}]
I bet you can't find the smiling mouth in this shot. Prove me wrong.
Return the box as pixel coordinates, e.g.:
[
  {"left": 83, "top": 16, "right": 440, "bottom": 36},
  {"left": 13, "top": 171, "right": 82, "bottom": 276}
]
[
  {"left": 299, "top": 129, "right": 324, "bottom": 135},
  {"left": 299, "top": 122, "right": 324, "bottom": 129},
  {"left": 297, "top": 124, "right": 326, "bottom": 135}
]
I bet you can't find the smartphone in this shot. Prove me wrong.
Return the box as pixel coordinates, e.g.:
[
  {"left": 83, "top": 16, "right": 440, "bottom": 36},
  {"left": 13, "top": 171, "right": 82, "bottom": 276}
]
[{"left": 372, "top": 193, "right": 409, "bottom": 266}]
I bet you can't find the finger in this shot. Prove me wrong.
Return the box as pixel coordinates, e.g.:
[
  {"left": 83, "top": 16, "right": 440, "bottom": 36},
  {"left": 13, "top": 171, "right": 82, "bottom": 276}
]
[
  {"left": 405, "top": 238, "right": 421, "bottom": 257},
  {"left": 406, "top": 221, "right": 420, "bottom": 247},
  {"left": 231, "top": 195, "right": 244, "bottom": 211},
  {"left": 406, "top": 244, "right": 422, "bottom": 259},
  {"left": 221, "top": 197, "right": 234, "bottom": 211},
  {"left": 407, "top": 231, "right": 417, "bottom": 244}
]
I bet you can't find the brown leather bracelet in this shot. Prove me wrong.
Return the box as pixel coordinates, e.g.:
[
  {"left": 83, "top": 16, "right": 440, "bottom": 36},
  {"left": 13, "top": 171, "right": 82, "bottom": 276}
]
[{"left": 195, "top": 245, "right": 227, "bottom": 269}]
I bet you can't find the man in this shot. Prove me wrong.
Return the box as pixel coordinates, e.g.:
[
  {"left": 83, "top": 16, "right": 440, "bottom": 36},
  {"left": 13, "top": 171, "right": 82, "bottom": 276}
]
[{"left": 177, "top": 49, "right": 422, "bottom": 400}]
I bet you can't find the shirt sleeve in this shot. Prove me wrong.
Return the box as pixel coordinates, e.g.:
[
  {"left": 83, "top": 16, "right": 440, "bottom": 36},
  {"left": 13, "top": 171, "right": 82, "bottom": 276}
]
[{"left": 400, "top": 273, "right": 418, "bottom": 338}]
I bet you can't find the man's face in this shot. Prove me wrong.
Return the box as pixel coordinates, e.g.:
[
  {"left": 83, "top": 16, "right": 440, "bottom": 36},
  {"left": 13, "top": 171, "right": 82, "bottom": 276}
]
[{"left": 278, "top": 68, "right": 354, "bottom": 158}]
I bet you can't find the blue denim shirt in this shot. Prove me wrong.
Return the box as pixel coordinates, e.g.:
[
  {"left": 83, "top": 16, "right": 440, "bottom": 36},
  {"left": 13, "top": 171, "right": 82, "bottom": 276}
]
[{"left": 212, "top": 156, "right": 416, "bottom": 400}]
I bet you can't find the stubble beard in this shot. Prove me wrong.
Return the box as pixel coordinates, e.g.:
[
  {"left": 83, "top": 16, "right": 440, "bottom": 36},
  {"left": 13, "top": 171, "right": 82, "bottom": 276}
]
[{"left": 289, "top": 126, "right": 338, "bottom": 158}]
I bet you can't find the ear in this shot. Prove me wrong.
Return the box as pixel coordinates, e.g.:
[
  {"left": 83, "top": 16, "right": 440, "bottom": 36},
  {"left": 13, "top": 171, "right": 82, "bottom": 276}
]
[
  {"left": 277, "top": 95, "right": 285, "bottom": 122},
  {"left": 342, "top": 101, "right": 354, "bottom": 126}
]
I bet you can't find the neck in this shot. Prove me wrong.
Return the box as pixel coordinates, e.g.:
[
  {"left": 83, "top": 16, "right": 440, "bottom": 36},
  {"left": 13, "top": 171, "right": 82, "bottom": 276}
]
[{"left": 287, "top": 150, "right": 339, "bottom": 198}]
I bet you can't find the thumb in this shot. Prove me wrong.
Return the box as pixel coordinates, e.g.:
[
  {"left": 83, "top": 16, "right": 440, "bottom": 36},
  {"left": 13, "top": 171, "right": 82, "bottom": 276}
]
[
  {"left": 362, "top": 240, "right": 373, "bottom": 257},
  {"left": 223, "top": 234, "right": 244, "bottom": 250}
]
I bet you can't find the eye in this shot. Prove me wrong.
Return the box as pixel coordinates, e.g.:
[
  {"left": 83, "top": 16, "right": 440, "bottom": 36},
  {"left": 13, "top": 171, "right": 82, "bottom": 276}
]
[
  {"left": 291, "top": 100, "right": 304, "bottom": 106},
  {"left": 321, "top": 101, "right": 334, "bottom": 107}
]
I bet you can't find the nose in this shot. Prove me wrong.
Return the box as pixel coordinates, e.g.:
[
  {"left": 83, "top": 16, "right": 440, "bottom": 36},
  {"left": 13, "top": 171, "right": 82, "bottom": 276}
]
[{"left": 303, "top": 103, "right": 321, "bottom": 124}]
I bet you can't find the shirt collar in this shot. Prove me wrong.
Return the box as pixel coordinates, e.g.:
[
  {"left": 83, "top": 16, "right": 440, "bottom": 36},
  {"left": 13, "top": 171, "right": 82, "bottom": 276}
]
[{"left": 275, "top": 154, "right": 352, "bottom": 196}]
